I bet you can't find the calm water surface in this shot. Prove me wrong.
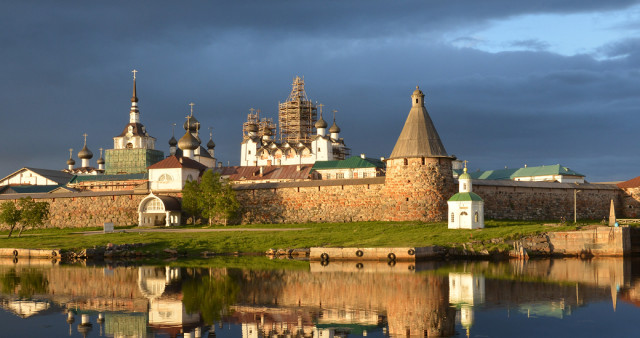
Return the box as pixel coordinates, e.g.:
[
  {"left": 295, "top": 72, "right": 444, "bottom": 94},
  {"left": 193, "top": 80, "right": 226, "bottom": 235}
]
[{"left": 0, "top": 257, "right": 639, "bottom": 337}]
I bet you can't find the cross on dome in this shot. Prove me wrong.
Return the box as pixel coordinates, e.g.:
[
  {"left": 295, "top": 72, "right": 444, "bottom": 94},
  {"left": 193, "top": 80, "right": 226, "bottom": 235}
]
[
  {"left": 132, "top": 69, "right": 138, "bottom": 80},
  {"left": 189, "top": 102, "right": 195, "bottom": 115}
]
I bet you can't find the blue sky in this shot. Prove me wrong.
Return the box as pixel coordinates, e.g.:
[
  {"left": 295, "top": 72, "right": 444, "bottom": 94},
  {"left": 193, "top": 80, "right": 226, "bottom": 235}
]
[{"left": 1, "top": 1, "right": 639, "bottom": 182}]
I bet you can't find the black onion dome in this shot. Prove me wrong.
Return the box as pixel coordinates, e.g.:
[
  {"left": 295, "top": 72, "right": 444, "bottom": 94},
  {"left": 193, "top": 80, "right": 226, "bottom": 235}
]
[
  {"left": 207, "top": 138, "right": 215, "bottom": 149},
  {"left": 66, "top": 158, "right": 76, "bottom": 166},
  {"left": 178, "top": 131, "right": 199, "bottom": 150},
  {"left": 168, "top": 135, "right": 177, "bottom": 147},
  {"left": 263, "top": 128, "right": 273, "bottom": 136},
  {"left": 315, "top": 117, "right": 328, "bottom": 129},
  {"left": 97, "top": 157, "right": 105, "bottom": 165},
  {"left": 329, "top": 121, "right": 341, "bottom": 133},
  {"left": 183, "top": 115, "right": 200, "bottom": 132},
  {"left": 247, "top": 123, "right": 258, "bottom": 133},
  {"left": 78, "top": 145, "right": 93, "bottom": 159}
]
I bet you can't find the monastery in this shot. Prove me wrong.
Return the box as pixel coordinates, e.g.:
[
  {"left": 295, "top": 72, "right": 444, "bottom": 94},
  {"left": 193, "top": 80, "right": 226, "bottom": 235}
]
[{"left": 0, "top": 71, "right": 638, "bottom": 228}]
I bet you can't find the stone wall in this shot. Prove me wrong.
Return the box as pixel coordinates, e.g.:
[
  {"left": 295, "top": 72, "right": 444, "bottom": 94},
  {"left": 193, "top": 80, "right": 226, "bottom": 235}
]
[
  {"left": 235, "top": 178, "right": 387, "bottom": 224},
  {"left": 474, "top": 180, "right": 621, "bottom": 221},
  {"left": 0, "top": 191, "right": 147, "bottom": 229},
  {"left": 0, "top": 172, "right": 627, "bottom": 229},
  {"left": 384, "top": 157, "right": 455, "bottom": 222}
]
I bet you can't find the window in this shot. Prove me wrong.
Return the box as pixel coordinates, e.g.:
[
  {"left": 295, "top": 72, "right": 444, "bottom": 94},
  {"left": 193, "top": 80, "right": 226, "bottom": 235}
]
[
  {"left": 421, "top": 157, "right": 425, "bottom": 165},
  {"left": 325, "top": 173, "right": 331, "bottom": 179},
  {"left": 336, "top": 173, "right": 345, "bottom": 179},
  {"left": 463, "top": 183, "right": 467, "bottom": 190},
  {"left": 403, "top": 158, "right": 408, "bottom": 165},
  {"left": 126, "top": 143, "right": 133, "bottom": 149},
  {"left": 143, "top": 198, "right": 164, "bottom": 212},
  {"left": 248, "top": 150, "right": 251, "bottom": 154},
  {"left": 474, "top": 212, "right": 479, "bottom": 222},
  {"left": 158, "top": 174, "right": 173, "bottom": 183},
  {"left": 450, "top": 212, "right": 454, "bottom": 222},
  {"left": 318, "top": 147, "right": 321, "bottom": 152},
  {"left": 186, "top": 174, "right": 194, "bottom": 181},
  {"left": 415, "top": 98, "right": 418, "bottom": 103},
  {"left": 353, "top": 172, "right": 358, "bottom": 178},
  {"left": 362, "top": 172, "right": 368, "bottom": 178}
]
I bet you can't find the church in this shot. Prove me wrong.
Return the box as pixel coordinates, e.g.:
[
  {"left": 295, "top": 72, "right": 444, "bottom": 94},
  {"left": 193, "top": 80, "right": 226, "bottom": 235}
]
[{"left": 240, "top": 76, "right": 350, "bottom": 167}]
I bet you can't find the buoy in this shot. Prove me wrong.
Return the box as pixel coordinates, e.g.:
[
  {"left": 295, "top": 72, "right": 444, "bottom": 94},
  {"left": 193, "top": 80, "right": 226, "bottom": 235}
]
[
  {"left": 355, "top": 250, "right": 364, "bottom": 257},
  {"left": 356, "top": 263, "right": 364, "bottom": 269},
  {"left": 407, "top": 249, "right": 415, "bottom": 256},
  {"left": 320, "top": 253, "right": 329, "bottom": 261},
  {"left": 387, "top": 252, "right": 396, "bottom": 261}
]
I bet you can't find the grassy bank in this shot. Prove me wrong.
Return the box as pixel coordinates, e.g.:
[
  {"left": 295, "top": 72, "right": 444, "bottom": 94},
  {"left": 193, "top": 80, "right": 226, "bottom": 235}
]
[{"left": 0, "top": 220, "right": 586, "bottom": 255}]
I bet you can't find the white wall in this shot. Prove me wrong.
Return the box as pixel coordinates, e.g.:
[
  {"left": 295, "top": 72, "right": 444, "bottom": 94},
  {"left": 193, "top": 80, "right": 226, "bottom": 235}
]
[{"left": 0, "top": 169, "right": 59, "bottom": 186}]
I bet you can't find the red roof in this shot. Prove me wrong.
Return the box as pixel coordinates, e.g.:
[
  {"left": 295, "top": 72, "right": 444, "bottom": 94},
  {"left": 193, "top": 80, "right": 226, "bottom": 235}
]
[
  {"left": 617, "top": 176, "right": 640, "bottom": 188},
  {"left": 212, "top": 165, "right": 312, "bottom": 181},
  {"left": 148, "top": 155, "right": 208, "bottom": 171}
]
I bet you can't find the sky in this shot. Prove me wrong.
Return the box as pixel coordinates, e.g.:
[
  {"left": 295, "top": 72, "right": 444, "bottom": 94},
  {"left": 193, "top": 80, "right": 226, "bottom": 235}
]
[{"left": 1, "top": 1, "right": 639, "bottom": 182}]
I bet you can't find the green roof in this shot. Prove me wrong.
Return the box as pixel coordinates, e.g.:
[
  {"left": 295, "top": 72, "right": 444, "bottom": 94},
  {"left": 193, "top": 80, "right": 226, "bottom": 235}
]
[
  {"left": 311, "top": 156, "right": 385, "bottom": 171},
  {"left": 453, "top": 164, "right": 584, "bottom": 180},
  {"left": 69, "top": 173, "right": 148, "bottom": 184},
  {"left": 448, "top": 192, "right": 483, "bottom": 202}
]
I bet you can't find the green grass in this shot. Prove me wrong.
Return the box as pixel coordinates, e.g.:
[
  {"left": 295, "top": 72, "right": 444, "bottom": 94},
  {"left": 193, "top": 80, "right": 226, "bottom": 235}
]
[{"left": 0, "top": 220, "right": 588, "bottom": 255}]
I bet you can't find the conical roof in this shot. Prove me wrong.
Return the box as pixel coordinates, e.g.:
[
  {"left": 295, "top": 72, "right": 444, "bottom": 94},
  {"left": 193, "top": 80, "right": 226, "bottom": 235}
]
[{"left": 389, "top": 87, "right": 448, "bottom": 159}]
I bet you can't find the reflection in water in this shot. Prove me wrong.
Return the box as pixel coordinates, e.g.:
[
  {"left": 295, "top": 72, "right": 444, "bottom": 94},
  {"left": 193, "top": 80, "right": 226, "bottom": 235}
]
[{"left": 0, "top": 258, "right": 637, "bottom": 337}]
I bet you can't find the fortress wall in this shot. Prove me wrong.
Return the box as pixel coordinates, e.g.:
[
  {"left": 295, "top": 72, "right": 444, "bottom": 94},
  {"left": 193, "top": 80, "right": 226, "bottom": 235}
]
[
  {"left": 234, "top": 178, "right": 388, "bottom": 224},
  {"left": 473, "top": 181, "right": 622, "bottom": 221},
  {"left": 0, "top": 191, "right": 147, "bottom": 229},
  {"left": 0, "top": 176, "right": 628, "bottom": 229}
]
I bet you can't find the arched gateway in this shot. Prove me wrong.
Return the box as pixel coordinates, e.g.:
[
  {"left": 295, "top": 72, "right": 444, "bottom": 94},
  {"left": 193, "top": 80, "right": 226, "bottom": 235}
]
[{"left": 138, "top": 193, "right": 182, "bottom": 226}]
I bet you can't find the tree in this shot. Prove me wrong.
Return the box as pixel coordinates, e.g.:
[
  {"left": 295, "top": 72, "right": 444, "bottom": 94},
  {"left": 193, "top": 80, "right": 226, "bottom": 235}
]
[
  {"left": 17, "top": 197, "right": 49, "bottom": 237},
  {"left": 181, "top": 171, "right": 240, "bottom": 225},
  {"left": 0, "top": 201, "right": 21, "bottom": 238},
  {"left": 182, "top": 179, "right": 201, "bottom": 225},
  {"left": 200, "top": 171, "right": 223, "bottom": 225}
]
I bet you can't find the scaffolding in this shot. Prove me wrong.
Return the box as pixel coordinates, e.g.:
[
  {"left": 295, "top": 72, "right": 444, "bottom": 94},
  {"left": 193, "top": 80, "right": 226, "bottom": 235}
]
[
  {"left": 242, "top": 108, "right": 260, "bottom": 138},
  {"left": 278, "top": 76, "right": 317, "bottom": 144}
]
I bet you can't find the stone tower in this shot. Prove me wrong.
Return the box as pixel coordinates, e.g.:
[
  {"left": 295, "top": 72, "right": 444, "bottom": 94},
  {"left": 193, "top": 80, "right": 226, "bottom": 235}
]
[{"left": 384, "top": 86, "right": 455, "bottom": 221}]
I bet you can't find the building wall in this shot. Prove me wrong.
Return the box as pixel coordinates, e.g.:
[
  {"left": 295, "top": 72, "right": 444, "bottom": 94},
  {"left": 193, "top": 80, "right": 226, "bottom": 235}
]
[{"left": 0, "top": 171, "right": 60, "bottom": 186}]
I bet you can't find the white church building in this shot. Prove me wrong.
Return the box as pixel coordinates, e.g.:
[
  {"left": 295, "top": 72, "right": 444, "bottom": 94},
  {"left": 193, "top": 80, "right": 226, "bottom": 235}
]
[{"left": 448, "top": 166, "right": 485, "bottom": 229}]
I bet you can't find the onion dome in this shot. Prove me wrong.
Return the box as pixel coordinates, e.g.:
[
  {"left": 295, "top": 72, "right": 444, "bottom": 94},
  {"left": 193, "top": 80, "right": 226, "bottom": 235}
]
[
  {"left": 66, "top": 158, "right": 76, "bottom": 166},
  {"left": 264, "top": 128, "right": 273, "bottom": 136},
  {"left": 183, "top": 115, "right": 200, "bottom": 132},
  {"left": 97, "top": 157, "right": 105, "bottom": 165},
  {"left": 78, "top": 145, "right": 93, "bottom": 160},
  {"left": 168, "top": 135, "right": 177, "bottom": 147},
  {"left": 207, "top": 138, "right": 216, "bottom": 149},
  {"left": 247, "top": 123, "right": 258, "bottom": 133},
  {"left": 413, "top": 85, "right": 424, "bottom": 96},
  {"left": 329, "top": 121, "right": 341, "bottom": 133},
  {"left": 178, "top": 131, "right": 199, "bottom": 150},
  {"left": 315, "top": 117, "right": 328, "bottom": 129},
  {"left": 459, "top": 167, "right": 471, "bottom": 180}
]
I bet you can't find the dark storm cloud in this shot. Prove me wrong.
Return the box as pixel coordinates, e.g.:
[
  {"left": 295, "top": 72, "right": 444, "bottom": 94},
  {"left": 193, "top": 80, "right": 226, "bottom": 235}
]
[{"left": 0, "top": 0, "right": 639, "bottom": 182}]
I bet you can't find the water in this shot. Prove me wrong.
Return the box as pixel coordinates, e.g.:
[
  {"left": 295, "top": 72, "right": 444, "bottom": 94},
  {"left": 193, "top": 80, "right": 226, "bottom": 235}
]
[{"left": 0, "top": 257, "right": 639, "bottom": 337}]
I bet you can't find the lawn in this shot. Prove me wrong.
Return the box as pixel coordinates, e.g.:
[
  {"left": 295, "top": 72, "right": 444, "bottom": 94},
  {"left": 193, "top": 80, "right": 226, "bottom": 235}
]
[{"left": 0, "top": 220, "right": 586, "bottom": 255}]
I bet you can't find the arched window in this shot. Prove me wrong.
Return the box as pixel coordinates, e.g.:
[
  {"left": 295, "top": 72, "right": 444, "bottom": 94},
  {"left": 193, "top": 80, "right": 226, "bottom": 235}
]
[
  {"left": 450, "top": 212, "right": 455, "bottom": 222},
  {"left": 143, "top": 199, "right": 164, "bottom": 212},
  {"left": 415, "top": 98, "right": 418, "bottom": 103},
  {"left": 421, "top": 157, "right": 425, "bottom": 165},
  {"left": 186, "top": 174, "right": 194, "bottom": 181},
  {"left": 158, "top": 174, "right": 173, "bottom": 183},
  {"left": 126, "top": 143, "right": 133, "bottom": 149},
  {"left": 403, "top": 158, "right": 408, "bottom": 165},
  {"left": 460, "top": 211, "right": 468, "bottom": 216},
  {"left": 474, "top": 212, "right": 479, "bottom": 222},
  {"left": 463, "top": 183, "right": 467, "bottom": 190}
]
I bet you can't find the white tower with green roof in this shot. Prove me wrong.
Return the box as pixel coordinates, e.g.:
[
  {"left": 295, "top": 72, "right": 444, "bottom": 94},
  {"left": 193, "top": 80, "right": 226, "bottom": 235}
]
[{"left": 448, "top": 164, "right": 484, "bottom": 229}]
